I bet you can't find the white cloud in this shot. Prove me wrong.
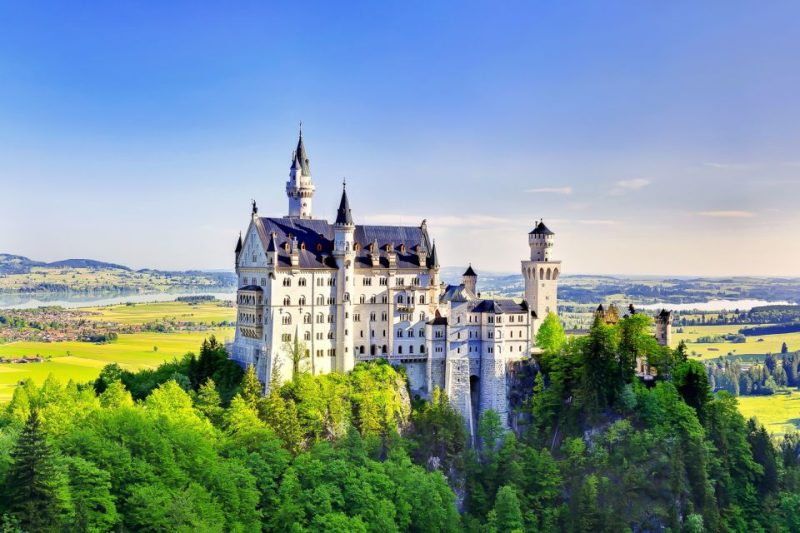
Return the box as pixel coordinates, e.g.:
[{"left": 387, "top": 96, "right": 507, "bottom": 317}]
[
  {"left": 526, "top": 186, "right": 573, "bottom": 195},
  {"left": 697, "top": 210, "right": 756, "bottom": 218},
  {"left": 609, "top": 178, "right": 651, "bottom": 196}
]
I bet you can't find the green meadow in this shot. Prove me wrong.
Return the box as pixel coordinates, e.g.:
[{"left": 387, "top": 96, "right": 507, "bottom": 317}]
[
  {"left": 83, "top": 300, "right": 236, "bottom": 325},
  {"left": 737, "top": 391, "right": 800, "bottom": 436},
  {"left": 674, "top": 324, "right": 800, "bottom": 360},
  {"left": 0, "top": 300, "right": 236, "bottom": 402}
]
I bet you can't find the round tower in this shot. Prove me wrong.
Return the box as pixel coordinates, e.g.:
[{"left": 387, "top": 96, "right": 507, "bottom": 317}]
[
  {"left": 529, "top": 219, "right": 555, "bottom": 261},
  {"left": 286, "top": 126, "right": 316, "bottom": 218},
  {"left": 521, "top": 220, "right": 561, "bottom": 338},
  {"left": 333, "top": 182, "right": 356, "bottom": 373}
]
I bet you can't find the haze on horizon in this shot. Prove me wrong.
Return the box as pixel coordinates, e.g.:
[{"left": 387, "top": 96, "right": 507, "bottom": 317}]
[{"left": 1, "top": 2, "right": 799, "bottom": 277}]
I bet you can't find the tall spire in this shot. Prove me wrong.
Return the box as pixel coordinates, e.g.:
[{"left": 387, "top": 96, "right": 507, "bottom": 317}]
[
  {"left": 335, "top": 180, "right": 353, "bottom": 226},
  {"left": 291, "top": 123, "right": 310, "bottom": 176},
  {"left": 430, "top": 240, "right": 440, "bottom": 268}
]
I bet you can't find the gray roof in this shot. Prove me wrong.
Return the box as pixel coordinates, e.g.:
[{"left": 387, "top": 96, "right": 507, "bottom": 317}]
[
  {"left": 335, "top": 187, "right": 354, "bottom": 225},
  {"left": 472, "top": 299, "right": 528, "bottom": 314},
  {"left": 291, "top": 131, "right": 311, "bottom": 175},
  {"left": 463, "top": 265, "right": 477, "bottom": 277},
  {"left": 255, "top": 217, "right": 432, "bottom": 270},
  {"left": 529, "top": 221, "right": 555, "bottom": 236},
  {"left": 440, "top": 284, "right": 475, "bottom": 303},
  {"left": 239, "top": 285, "right": 263, "bottom": 292}
]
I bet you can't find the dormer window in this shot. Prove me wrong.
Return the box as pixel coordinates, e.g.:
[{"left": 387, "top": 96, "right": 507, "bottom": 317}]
[
  {"left": 316, "top": 243, "right": 323, "bottom": 252},
  {"left": 300, "top": 242, "right": 306, "bottom": 250},
  {"left": 385, "top": 244, "right": 392, "bottom": 252},
  {"left": 399, "top": 244, "right": 406, "bottom": 253},
  {"left": 284, "top": 242, "right": 290, "bottom": 252},
  {"left": 354, "top": 243, "right": 361, "bottom": 252}
]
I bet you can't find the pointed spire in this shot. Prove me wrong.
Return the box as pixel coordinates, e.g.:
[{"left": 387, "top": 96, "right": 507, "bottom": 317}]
[
  {"left": 335, "top": 180, "right": 353, "bottom": 225},
  {"left": 266, "top": 232, "right": 277, "bottom": 252},
  {"left": 235, "top": 231, "right": 243, "bottom": 254},
  {"left": 430, "top": 240, "right": 440, "bottom": 268},
  {"left": 463, "top": 264, "right": 477, "bottom": 277},
  {"left": 291, "top": 123, "right": 311, "bottom": 175}
]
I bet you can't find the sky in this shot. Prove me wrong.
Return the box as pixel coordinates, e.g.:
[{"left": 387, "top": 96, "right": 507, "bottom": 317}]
[{"left": 1, "top": 1, "right": 799, "bottom": 276}]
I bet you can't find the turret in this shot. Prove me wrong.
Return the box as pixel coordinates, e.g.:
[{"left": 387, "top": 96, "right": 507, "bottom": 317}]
[
  {"left": 333, "top": 182, "right": 356, "bottom": 373},
  {"left": 285, "top": 126, "right": 316, "bottom": 219},
  {"left": 462, "top": 264, "right": 477, "bottom": 296},
  {"left": 529, "top": 220, "right": 555, "bottom": 261},
  {"left": 234, "top": 232, "right": 243, "bottom": 264},
  {"left": 655, "top": 309, "right": 673, "bottom": 347}
]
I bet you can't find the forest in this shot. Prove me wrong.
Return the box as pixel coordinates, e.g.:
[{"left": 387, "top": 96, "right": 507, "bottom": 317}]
[{"left": 1, "top": 316, "right": 800, "bottom": 532}]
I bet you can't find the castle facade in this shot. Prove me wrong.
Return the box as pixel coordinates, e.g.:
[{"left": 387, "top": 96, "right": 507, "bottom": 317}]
[{"left": 230, "top": 131, "right": 560, "bottom": 431}]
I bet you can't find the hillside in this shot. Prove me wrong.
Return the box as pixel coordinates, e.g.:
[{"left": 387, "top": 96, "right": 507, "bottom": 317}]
[{"left": 0, "top": 254, "right": 236, "bottom": 293}]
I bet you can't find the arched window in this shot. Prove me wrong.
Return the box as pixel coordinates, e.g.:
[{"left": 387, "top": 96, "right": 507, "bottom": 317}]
[
  {"left": 283, "top": 296, "right": 291, "bottom": 306},
  {"left": 303, "top": 313, "right": 311, "bottom": 324},
  {"left": 382, "top": 345, "right": 388, "bottom": 354},
  {"left": 539, "top": 267, "right": 544, "bottom": 279},
  {"left": 344, "top": 292, "right": 350, "bottom": 302},
  {"left": 317, "top": 313, "right": 324, "bottom": 324},
  {"left": 398, "top": 345, "right": 403, "bottom": 355},
  {"left": 553, "top": 268, "right": 559, "bottom": 280},
  {"left": 546, "top": 267, "right": 552, "bottom": 280},
  {"left": 282, "top": 315, "right": 291, "bottom": 325},
  {"left": 419, "top": 295, "right": 425, "bottom": 304},
  {"left": 420, "top": 345, "right": 425, "bottom": 354},
  {"left": 371, "top": 345, "right": 377, "bottom": 356},
  {"left": 316, "top": 295, "right": 324, "bottom": 305},
  {"left": 359, "top": 346, "right": 365, "bottom": 354},
  {"left": 409, "top": 345, "right": 414, "bottom": 354},
  {"left": 299, "top": 296, "right": 306, "bottom": 306},
  {"left": 360, "top": 295, "right": 366, "bottom": 304}
]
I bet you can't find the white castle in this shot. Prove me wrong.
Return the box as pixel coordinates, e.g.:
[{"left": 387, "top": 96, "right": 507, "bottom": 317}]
[{"left": 230, "top": 130, "right": 561, "bottom": 431}]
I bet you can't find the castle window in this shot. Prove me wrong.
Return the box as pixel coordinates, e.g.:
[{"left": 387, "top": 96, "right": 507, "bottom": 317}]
[
  {"left": 360, "top": 346, "right": 365, "bottom": 354},
  {"left": 399, "top": 244, "right": 406, "bottom": 253},
  {"left": 327, "top": 297, "right": 334, "bottom": 305},
  {"left": 397, "top": 329, "right": 403, "bottom": 338},
  {"left": 317, "top": 313, "right": 324, "bottom": 323},
  {"left": 284, "top": 243, "right": 290, "bottom": 252},
  {"left": 354, "top": 313, "right": 361, "bottom": 322},
  {"left": 283, "top": 278, "right": 291, "bottom": 287},
  {"left": 398, "top": 346, "right": 403, "bottom": 355},
  {"left": 304, "top": 331, "right": 311, "bottom": 341},
  {"left": 409, "top": 345, "right": 414, "bottom": 354},
  {"left": 328, "top": 332, "right": 334, "bottom": 339},
  {"left": 420, "top": 345, "right": 425, "bottom": 353},
  {"left": 362, "top": 278, "right": 372, "bottom": 286},
  {"left": 283, "top": 296, "right": 291, "bottom": 306},
  {"left": 419, "top": 328, "right": 424, "bottom": 336},
  {"left": 381, "top": 312, "right": 387, "bottom": 321},
  {"left": 328, "top": 314, "right": 334, "bottom": 323},
  {"left": 381, "top": 296, "right": 387, "bottom": 303},
  {"left": 316, "top": 332, "right": 323, "bottom": 340},
  {"left": 419, "top": 313, "right": 425, "bottom": 321},
  {"left": 316, "top": 295, "right": 324, "bottom": 305},
  {"left": 303, "top": 313, "right": 311, "bottom": 324},
  {"left": 282, "top": 315, "right": 291, "bottom": 325},
  {"left": 298, "top": 278, "right": 307, "bottom": 286},
  {"left": 370, "top": 295, "right": 376, "bottom": 304},
  {"left": 382, "top": 345, "right": 388, "bottom": 354},
  {"left": 316, "top": 243, "right": 323, "bottom": 252},
  {"left": 396, "top": 278, "right": 405, "bottom": 286},
  {"left": 370, "top": 312, "right": 376, "bottom": 321},
  {"left": 397, "top": 295, "right": 404, "bottom": 304},
  {"left": 354, "top": 243, "right": 361, "bottom": 252},
  {"left": 300, "top": 242, "right": 306, "bottom": 250},
  {"left": 371, "top": 345, "right": 377, "bottom": 356},
  {"left": 299, "top": 296, "right": 306, "bottom": 306},
  {"left": 281, "top": 333, "right": 291, "bottom": 342},
  {"left": 379, "top": 278, "right": 387, "bottom": 286},
  {"left": 419, "top": 295, "right": 425, "bottom": 304}
]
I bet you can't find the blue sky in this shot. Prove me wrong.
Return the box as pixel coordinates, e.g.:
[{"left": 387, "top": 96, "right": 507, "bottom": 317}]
[{"left": 1, "top": 1, "right": 799, "bottom": 275}]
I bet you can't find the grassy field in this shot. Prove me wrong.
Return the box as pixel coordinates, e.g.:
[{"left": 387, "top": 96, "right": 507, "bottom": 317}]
[
  {"left": 0, "top": 300, "right": 237, "bottom": 402},
  {"left": 673, "top": 324, "right": 800, "bottom": 360},
  {"left": 83, "top": 301, "right": 235, "bottom": 325},
  {"left": 0, "top": 266, "right": 226, "bottom": 292},
  {"left": 0, "top": 328, "right": 233, "bottom": 402},
  {"left": 737, "top": 391, "right": 800, "bottom": 436}
]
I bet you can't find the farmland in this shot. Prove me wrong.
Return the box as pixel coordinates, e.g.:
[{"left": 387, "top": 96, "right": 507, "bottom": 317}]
[
  {"left": 737, "top": 391, "right": 800, "bottom": 436},
  {"left": 0, "top": 300, "right": 235, "bottom": 402},
  {"left": 674, "top": 324, "right": 800, "bottom": 361}
]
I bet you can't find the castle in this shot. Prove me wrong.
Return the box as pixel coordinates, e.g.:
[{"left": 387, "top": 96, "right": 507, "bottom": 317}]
[{"left": 229, "top": 130, "right": 561, "bottom": 433}]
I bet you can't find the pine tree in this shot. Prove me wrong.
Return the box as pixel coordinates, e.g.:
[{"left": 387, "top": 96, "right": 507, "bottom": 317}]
[
  {"left": 489, "top": 485, "right": 524, "bottom": 533},
  {"left": 195, "top": 378, "right": 224, "bottom": 426},
  {"left": 5, "top": 410, "right": 70, "bottom": 532},
  {"left": 240, "top": 364, "right": 263, "bottom": 408}
]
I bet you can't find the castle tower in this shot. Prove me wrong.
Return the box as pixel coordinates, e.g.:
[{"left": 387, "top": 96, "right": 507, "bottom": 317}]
[
  {"left": 521, "top": 220, "right": 561, "bottom": 336},
  {"left": 285, "top": 126, "right": 315, "bottom": 218},
  {"left": 333, "top": 183, "right": 356, "bottom": 372},
  {"left": 655, "top": 309, "right": 673, "bottom": 347},
  {"left": 462, "top": 265, "right": 477, "bottom": 296}
]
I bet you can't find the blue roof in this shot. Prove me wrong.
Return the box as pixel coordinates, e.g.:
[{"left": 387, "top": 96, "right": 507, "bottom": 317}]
[{"left": 257, "top": 217, "right": 433, "bottom": 270}]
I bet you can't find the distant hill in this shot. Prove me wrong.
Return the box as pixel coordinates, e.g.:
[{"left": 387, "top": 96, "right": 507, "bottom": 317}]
[{"left": 0, "top": 254, "right": 236, "bottom": 293}]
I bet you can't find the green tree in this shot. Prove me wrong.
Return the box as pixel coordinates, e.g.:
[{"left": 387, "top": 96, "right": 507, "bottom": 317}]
[
  {"left": 195, "top": 378, "right": 224, "bottom": 426},
  {"left": 4, "top": 410, "right": 71, "bottom": 532},
  {"left": 487, "top": 485, "right": 524, "bottom": 533},
  {"left": 63, "top": 456, "right": 118, "bottom": 532},
  {"left": 241, "top": 364, "right": 263, "bottom": 408},
  {"left": 536, "top": 312, "right": 566, "bottom": 355}
]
